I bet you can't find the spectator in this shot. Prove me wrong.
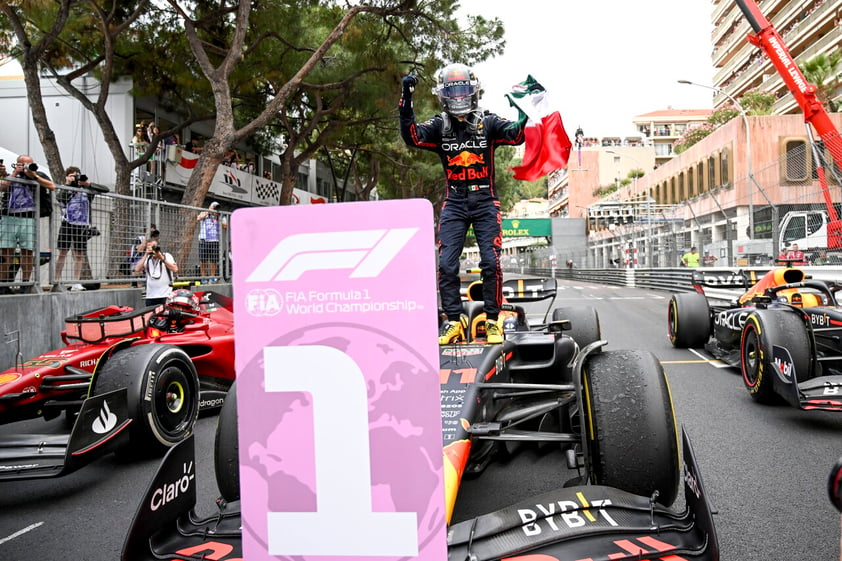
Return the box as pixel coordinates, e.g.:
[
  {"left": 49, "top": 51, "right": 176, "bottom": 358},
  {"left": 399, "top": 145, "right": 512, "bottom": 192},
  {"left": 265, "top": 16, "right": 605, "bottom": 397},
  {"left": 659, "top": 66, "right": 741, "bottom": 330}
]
[
  {"left": 787, "top": 243, "right": 807, "bottom": 265},
  {"left": 184, "top": 139, "right": 202, "bottom": 154},
  {"left": 54, "top": 167, "right": 107, "bottom": 292},
  {"left": 148, "top": 123, "right": 161, "bottom": 159},
  {"left": 146, "top": 122, "right": 158, "bottom": 144},
  {"left": 131, "top": 127, "right": 148, "bottom": 156},
  {"left": 0, "top": 155, "right": 56, "bottom": 294},
  {"left": 681, "top": 246, "right": 701, "bottom": 267},
  {"left": 133, "top": 229, "right": 178, "bottom": 307},
  {"left": 163, "top": 131, "right": 180, "bottom": 146},
  {"left": 263, "top": 170, "right": 272, "bottom": 180},
  {"left": 197, "top": 201, "right": 227, "bottom": 283},
  {"left": 703, "top": 252, "right": 719, "bottom": 267},
  {"left": 222, "top": 149, "right": 239, "bottom": 167},
  {"left": 814, "top": 250, "right": 829, "bottom": 265}
]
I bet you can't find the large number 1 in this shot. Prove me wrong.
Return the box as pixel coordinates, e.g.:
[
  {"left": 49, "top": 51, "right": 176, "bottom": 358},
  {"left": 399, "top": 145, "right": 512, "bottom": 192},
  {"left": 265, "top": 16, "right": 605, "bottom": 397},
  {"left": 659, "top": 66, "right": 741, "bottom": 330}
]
[{"left": 263, "top": 345, "right": 419, "bottom": 556}]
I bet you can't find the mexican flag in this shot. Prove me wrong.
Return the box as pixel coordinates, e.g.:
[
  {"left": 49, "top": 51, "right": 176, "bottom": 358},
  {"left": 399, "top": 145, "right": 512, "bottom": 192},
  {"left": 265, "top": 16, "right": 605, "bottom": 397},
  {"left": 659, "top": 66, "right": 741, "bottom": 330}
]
[{"left": 506, "top": 76, "right": 571, "bottom": 181}]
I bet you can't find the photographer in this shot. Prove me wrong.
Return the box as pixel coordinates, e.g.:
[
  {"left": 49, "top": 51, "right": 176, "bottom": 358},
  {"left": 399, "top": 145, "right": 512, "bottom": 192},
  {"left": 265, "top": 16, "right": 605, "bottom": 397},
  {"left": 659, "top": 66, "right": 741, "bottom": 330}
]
[
  {"left": 133, "top": 229, "right": 178, "bottom": 307},
  {"left": 54, "top": 167, "right": 106, "bottom": 292},
  {"left": 0, "top": 155, "right": 55, "bottom": 294}
]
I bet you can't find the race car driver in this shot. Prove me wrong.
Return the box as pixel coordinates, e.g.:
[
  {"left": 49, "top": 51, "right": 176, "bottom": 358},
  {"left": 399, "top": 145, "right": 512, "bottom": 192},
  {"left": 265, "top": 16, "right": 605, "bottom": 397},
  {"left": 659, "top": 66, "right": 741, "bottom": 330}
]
[
  {"left": 149, "top": 289, "right": 200, "bottom": 333},
  {"left": 399, "top": 63, "right": 525, "bottom": 345}
]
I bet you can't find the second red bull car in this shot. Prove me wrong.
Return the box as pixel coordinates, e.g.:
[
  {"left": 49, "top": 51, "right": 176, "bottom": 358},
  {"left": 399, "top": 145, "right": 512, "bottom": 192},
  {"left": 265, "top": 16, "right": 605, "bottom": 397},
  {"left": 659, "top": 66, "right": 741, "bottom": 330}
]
[
  {"left": 122, "top": 277, "right": 719, "bottom": 561},
  {"left": 668, "top": 266, "right": 842, "bottom": 410}
]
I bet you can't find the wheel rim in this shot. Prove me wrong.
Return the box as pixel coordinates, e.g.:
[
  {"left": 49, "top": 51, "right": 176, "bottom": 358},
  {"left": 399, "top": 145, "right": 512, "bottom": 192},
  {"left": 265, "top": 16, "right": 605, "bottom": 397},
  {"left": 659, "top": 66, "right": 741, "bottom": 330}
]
[
  {"left": 154, "top": 365, "right": 193, "bottom": 437},
  {"left": 742, "top": 326, "right": 760, "bottom": 387},
  {"left": 667, "top": 301, "right": 678, "bottom": 343},
  {"left": 165, "top": 380, "right": 185, "bottom": 414}
]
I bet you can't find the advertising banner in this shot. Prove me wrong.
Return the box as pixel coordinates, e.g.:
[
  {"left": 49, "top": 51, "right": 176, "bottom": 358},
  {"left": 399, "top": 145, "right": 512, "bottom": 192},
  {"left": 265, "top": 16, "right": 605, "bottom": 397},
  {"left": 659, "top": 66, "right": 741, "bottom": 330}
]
[{"left": 165, "top": 149, "right": 325, "bottom": 206}]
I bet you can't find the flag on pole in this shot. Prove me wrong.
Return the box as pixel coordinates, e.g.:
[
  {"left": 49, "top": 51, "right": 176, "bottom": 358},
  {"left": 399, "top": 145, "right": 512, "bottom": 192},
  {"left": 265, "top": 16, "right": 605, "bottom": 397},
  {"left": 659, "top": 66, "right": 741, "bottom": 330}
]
[{"left": 506, "top": 76, "right": 572, "bottom": 181}]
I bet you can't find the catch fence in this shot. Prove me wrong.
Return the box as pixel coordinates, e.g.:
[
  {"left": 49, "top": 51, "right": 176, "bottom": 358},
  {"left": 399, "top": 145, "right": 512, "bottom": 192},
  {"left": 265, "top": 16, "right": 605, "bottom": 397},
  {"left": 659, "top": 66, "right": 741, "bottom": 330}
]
[{"left": 0, "top": 183, "right": 231, "bottom": 293}]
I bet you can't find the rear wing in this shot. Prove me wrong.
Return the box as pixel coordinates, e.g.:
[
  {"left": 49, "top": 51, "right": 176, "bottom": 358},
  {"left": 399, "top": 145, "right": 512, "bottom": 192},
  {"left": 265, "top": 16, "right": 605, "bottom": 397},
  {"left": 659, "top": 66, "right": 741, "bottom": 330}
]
[
  {"left": 467, "top": 277, "right": 558, "bottom": 305},
  {"left": 690, "top": 269, "right": 771, "bottom": 302},
  {"left": 62, "top": 305, "right": 157, "bottom": 344}
]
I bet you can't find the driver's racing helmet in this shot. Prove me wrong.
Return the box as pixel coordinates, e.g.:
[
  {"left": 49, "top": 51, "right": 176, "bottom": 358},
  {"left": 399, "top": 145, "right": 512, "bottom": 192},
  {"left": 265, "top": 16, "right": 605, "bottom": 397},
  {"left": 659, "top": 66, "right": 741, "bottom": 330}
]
[
  {"left": 166, "top": 289, "right": 199, "bottom": 313},
  {"left": 433, "top": 63, "right": 481, "bottom": 117}
]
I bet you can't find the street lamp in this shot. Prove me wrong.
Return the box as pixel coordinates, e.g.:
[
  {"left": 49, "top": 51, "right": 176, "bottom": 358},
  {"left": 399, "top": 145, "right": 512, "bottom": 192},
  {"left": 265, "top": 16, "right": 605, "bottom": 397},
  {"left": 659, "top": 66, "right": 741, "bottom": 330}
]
[{"left": 677, "top": 79, "right": 754, "bottom": 239}]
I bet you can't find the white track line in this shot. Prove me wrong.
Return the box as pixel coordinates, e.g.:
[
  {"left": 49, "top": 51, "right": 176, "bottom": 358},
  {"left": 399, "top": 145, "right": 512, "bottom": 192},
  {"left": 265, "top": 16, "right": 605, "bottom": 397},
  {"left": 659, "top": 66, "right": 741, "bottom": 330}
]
[
  {"left": 0, "top": 522, "right": 44, "bottom": 546},
  {"left": 688, "top": 348, "right": 731, "bottom": 368}
]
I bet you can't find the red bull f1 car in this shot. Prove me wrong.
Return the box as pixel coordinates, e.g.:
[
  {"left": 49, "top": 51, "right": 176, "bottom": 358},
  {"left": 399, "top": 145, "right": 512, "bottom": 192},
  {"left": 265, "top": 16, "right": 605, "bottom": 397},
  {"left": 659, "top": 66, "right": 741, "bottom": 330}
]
[
  {"left": 122, "top": 277, "right": 719, "bottom": 561},
  {"left": 0, "top": 290, "right": 235, "bottom": 481},
  {"left": 668, "top": 266, "right": 842, "bottom": 410}
]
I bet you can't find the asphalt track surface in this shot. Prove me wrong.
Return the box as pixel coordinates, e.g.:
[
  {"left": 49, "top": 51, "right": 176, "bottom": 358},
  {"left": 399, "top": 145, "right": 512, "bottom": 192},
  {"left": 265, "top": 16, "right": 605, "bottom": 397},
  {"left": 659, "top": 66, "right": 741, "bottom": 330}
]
[{"left": 1, "top": 279, "right": 841, "bottom": 560}]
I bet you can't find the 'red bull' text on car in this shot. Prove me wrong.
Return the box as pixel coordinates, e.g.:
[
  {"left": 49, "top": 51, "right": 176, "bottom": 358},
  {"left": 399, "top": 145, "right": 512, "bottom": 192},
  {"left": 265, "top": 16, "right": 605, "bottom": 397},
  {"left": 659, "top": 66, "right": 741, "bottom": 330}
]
[
  {"left": 122, "top": 276, "right": 719, "bottom": 561},
  {"left": 0, "top": 290, "right": 235, "bottom": 481},
  {"left": 668, "top": 266, "right": 842, "bottom": 410}
]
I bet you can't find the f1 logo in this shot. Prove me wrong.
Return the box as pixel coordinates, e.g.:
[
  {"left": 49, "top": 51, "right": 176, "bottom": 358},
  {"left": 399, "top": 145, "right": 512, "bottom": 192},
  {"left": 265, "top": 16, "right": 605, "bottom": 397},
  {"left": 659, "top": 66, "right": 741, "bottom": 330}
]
[{"left": 247, "top": 228, "right": 419, "bottom": 282}]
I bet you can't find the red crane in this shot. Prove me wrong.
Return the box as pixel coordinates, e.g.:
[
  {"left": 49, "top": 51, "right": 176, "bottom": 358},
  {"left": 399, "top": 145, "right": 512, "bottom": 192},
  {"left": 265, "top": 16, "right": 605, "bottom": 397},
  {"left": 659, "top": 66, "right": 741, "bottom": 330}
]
[{"left": 735, "top": 0, "right": 842, "bottom": 246}]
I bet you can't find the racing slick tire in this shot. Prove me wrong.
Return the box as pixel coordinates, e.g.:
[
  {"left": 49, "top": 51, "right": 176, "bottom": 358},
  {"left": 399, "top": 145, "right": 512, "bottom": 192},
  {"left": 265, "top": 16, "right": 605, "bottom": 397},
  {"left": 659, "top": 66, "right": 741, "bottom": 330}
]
[
  {"left": 582, "top": 349, "right": 679, "bottom": 506},
  {"left": 740, "top": 309, "right": 811, "bottom": 404},
  {"left": 214, "top": 380, "right": 240, "bottom": 502},
  {"left": 552, "top": 306, "right": 601, "bottom": 353},
  {"left": 667, "top": 292, "right": 711, "bottom": 348},
  {"left": 92, "top": 344, "right": 200, "bottom": 454}
]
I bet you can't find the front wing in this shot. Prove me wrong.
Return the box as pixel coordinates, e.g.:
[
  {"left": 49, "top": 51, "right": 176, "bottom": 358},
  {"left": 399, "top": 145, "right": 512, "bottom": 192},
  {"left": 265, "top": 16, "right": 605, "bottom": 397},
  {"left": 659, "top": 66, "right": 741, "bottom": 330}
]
[
  {"left": 0, "top": 389, "right": 132, "bottom": 481},
  {"left": 122, "top": 428, "right": 718, "bottom": 561}
]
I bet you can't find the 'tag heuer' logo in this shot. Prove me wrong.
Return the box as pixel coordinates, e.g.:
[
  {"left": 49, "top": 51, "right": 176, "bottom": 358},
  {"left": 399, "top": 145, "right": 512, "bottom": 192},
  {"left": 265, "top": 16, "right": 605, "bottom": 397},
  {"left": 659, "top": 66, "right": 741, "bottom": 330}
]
[{"left": 247, "top": 228, "right": 418, "bottom": 282}]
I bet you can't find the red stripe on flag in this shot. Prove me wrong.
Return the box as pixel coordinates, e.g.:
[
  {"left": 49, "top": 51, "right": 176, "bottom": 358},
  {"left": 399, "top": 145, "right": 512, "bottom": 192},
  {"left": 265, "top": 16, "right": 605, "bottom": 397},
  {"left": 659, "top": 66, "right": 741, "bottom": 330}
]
[
  {"left": 179, "top": 156, "right": 198, "bottom": 169},
  {"left": 512, "top": 111, "right": 571, "bottom": 181}
]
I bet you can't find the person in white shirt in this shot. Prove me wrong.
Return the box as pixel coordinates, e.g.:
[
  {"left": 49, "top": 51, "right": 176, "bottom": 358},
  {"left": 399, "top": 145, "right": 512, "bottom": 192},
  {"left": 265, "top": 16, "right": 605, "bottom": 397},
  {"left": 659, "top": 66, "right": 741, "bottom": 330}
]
[{"left": 133, "top": 231, "right": 178, "bottom": 307}]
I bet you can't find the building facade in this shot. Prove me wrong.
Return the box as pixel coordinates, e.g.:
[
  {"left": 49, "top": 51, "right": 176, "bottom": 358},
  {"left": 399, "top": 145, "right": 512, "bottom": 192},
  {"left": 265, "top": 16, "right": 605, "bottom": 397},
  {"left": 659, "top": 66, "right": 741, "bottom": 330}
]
[
  {"left": 712, "top": 0, "right": 841, "bottom": 115},
  {"left": 547, "top": 0, "right": 842, "bottom": 268}
]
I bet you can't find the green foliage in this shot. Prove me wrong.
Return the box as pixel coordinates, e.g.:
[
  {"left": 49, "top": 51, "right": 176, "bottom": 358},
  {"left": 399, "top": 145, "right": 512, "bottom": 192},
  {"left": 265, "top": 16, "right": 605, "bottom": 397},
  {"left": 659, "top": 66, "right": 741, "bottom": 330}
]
[
  {"left": 0, "top": 0, "right": 508, "bottom": 211},
  {"left": 672, "top": 123, "right": 715, "bottom": 154},
  {"left": 739, "top": 88, "right": 776, "bottom": 115},
  {"left": 593, "top": 184, "right": 618, "bottom": 197},
  {"left": 707, "top": 104, "right": 740, "bottom": 126},
  {"left": 799, "top": 49, "right": 842, "bottom": 112}
]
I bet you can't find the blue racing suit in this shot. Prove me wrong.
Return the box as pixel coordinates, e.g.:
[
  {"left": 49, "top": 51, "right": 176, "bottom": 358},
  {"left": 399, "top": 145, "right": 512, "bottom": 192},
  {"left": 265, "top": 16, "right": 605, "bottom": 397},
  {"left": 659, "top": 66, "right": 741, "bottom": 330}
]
[{"left": 399, "top": 92, "right": 525, "bottom": 322}]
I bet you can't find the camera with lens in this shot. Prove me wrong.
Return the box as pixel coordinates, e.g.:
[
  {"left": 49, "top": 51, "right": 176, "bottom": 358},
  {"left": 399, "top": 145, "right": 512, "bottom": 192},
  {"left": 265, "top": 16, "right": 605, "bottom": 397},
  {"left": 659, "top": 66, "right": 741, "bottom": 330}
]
[
  {"left": 27, "top": 163, "right": 38, "bottom": 172},
  {"left": 151, "top": 244, "right": 162, "bottom": 253},
  {"left": 73, "top": 172, "right": 88, "bottom": 184}
]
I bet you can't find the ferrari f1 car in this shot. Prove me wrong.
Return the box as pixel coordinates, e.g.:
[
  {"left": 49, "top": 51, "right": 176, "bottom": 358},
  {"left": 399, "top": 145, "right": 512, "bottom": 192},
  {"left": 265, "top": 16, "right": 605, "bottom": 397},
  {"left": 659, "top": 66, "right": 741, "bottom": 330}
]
[
  {"left": 668, "top": 266, "right": 842, "bottom": 410},
  {"left": 0, "top": 290, "right": 234, "bottom": 481},
  {"left": 122, "top": 277, "right": 719, "bottom": 561}
]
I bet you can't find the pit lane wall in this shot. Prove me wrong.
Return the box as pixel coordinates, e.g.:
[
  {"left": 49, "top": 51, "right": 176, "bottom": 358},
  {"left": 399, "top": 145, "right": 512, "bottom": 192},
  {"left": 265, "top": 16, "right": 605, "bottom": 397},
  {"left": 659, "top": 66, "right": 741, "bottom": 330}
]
[{"left": 0, "top": 285, "right": 231, "bottom": 375}]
